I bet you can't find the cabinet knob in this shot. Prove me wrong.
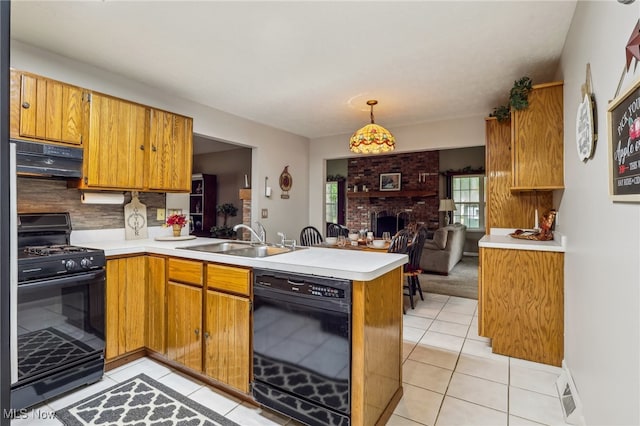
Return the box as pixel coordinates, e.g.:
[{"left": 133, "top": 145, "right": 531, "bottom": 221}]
[
  {"left": 21, "top": 102, "right": 30, "bottom": 109},
  {"left": 204, "top": 332, "right": 210, "bottom": 340},
  {"left": 194, "top": 328, "right": 200, "bottom": 338},
  {"left": 139, "top": 145, "right": 145, "bottom": 151},
  {"left": 151, "top": 146, "right": 157, "bottom": 152}
]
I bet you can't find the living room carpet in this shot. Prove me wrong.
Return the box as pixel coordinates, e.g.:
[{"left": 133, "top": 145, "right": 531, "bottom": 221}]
[
  {"left": 420, "top": 255, "right": 478, "bottom": 300},
  {"left": 56, "top": 374, "right": 240, "bottom": 426}
]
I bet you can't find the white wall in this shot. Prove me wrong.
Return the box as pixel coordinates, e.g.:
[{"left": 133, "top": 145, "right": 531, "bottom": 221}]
[
  {"left": 10, "top": 41, "right": 310, "bottom": 242},
  {"left": 558, "top": 2, "right": 640, "bottom": 424},
  {"left": 308, "top": 115, "right": 486, "bottom": 231}
]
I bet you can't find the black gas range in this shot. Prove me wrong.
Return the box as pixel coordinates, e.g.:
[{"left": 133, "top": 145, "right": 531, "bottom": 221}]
[
  {"left": 11, "top": 212, "right": 106, "bottom": 411},
  {"left": 17, "top": 212, "right": 106, "bottom": 282},
  {"left": 18, "top": 243, "right": 105, "bottom": 283}
]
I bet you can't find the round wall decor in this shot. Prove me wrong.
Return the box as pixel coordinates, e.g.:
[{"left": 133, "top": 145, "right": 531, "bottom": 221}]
[{"left": 279, "top": 165, "right": 292, "bottom": 199}]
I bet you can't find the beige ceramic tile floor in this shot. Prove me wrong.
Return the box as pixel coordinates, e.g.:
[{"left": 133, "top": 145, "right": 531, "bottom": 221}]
[
  {"left": 393, "top": 293, "right": 571, "bottom": 426},
  {"left": 12, "top": 292, "right": 570, "bottom": 426}
]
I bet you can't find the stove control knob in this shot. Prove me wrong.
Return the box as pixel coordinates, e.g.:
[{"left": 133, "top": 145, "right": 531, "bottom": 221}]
[
  {"left": 65, "top": 259, "right": 77, "bottom": 271},
  {"left": 80, "top": 258, "right": 92, "bottom": 269}
]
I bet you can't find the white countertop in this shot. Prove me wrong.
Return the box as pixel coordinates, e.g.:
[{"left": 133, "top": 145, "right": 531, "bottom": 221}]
[
  {"left": 478, "top": 228, "right": 566, "bottom": 252},
  {"left": 75, "top": 235, "right": 408, "bottom": 281}
]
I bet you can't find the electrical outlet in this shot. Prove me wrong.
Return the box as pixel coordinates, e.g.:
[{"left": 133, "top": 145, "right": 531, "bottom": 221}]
[
  {"left": 261, "top": 208, "right": 268, "bottom": 219},
  {"left": 156, "top": 208, "right": 166, "bottom": 221}
]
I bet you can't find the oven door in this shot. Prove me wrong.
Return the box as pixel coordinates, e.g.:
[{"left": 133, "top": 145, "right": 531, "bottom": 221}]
[
  {"left": 15, "top": 270, "right": 105, "bottom": 386},
  {"left": 253, "top": 287, "right": 351, "bottom": 426}
]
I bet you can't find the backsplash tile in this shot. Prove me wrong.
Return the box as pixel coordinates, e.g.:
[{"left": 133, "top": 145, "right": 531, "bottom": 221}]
[{"left": 17, "top": 177, "right": 166, "bottom": 230}]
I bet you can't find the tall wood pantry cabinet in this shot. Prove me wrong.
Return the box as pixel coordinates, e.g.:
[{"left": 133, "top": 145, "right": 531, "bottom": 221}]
[{"left": 190, "top": 174, "right": 217, "bottom": 236}]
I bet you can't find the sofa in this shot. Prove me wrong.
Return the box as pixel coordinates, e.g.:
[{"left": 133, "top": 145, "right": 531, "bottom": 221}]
[{"left": 419, "top": 224, "right": 467, "bottom": 275}]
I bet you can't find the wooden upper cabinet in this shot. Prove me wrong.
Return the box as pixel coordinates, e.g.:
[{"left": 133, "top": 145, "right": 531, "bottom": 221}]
[
  {"left": 84, "top": 93, "right": 149, "bottom": 190},
  {"left": 149, "top": 110, "right": 193, "bottom": 192},
  {"left": 11, "top": 69, "right": 85, "bottom": 146},
  {"left": 485, "top": 118, "right": 553, "bottom": 232},
  {"left": 511, "top": 82, "right": 564, "bottom": 191},
  {"left": 11, "top": 68, "right": 193, "bottom": 192}
]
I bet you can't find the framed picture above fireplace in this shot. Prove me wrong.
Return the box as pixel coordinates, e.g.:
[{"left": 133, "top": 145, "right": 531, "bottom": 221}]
[{"left": 380, "top": 173, "right": 401, "bottom": 191}]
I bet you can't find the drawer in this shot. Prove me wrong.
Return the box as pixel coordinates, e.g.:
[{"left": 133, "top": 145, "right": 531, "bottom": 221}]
[
  {"left": 207, "top": 264, "right": 251, "bottom": 296},
  {"left": 168, "top": 258, "right": 203, "bottom": 286}
]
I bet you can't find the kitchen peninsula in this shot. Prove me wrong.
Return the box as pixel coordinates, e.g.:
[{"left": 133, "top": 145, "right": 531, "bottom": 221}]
[{"left": 77, "top": 236, "right": 407, "bottom": 426}]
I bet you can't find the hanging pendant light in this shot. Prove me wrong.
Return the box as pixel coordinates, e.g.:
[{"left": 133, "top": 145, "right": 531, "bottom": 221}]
[{"left": 349, "top": 100, "right": 396, "bottom": 154}]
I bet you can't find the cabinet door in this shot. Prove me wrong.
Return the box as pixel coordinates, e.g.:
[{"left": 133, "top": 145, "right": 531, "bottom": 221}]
[
  {"left": 85, "top": 93, "right": 149, "bottom": 189},
  {"left": 204, "top": 290, "right": 250, "bottom": 393},
  {"left": 148, "top": 110, "right": 193, "bottom": 192},
  {"left": 480, "top": 248, "right": 563, "bottom": 366},
  {"left": 167, "top": 282, "right": 202, "bottom": 371},
  {"left": 146, "top": 256, "right": 166, "bottom": 354},
  {"left": 16, "top": 72, "right": 84, "bottom": 145},
  {"left": 511, "top": 83, "right": 564, "bottom": 190},
  {"left": 105, "top": 256, "right": 147, "bottom": 360}
]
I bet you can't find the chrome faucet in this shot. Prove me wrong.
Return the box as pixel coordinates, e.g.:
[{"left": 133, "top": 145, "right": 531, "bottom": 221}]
[
  {"left": 254, "top": 221, "right": 266, "bottom": 243},
  {"left": 233, "top": 222, "right": 266, "bottom": 244},
  {"left": 277, "top": 231, "right": 297, "bottom": 249}
]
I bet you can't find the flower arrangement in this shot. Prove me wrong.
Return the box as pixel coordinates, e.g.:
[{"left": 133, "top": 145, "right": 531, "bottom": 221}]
[{"left": 166, "top": 214, "right": 187, "bottom": 227}]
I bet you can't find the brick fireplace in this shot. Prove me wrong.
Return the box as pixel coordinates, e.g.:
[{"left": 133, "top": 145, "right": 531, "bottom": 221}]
[{"left": 346, "top": 151, "right": 440, "bottom": 233}]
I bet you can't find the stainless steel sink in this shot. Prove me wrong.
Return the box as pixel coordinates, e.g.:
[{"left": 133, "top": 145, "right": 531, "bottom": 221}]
[
  {"left": 183, "top": 241, "right": 254, "bottom": 253},
  {"left": 225, "top": 245, "right": 293, "bottom": 258},
  {"left": 180, "top": 241, "right": 300, "bottom": 258}
]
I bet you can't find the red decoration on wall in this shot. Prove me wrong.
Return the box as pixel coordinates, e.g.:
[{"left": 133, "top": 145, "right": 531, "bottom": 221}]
[{"left": 626, "top": 19, "right": 640, "bottom": 71}]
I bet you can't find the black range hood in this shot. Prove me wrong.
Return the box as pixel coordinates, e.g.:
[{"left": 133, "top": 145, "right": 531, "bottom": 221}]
[{"left": 13, "top": 139, "right": 82, "bottom": 178}]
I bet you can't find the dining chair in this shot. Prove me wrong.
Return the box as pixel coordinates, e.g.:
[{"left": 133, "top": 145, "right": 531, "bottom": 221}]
[
  {"left": 387, "top": 229, "right": 410, "bottom": 255},
  {"left": 327, "top": 223, "right": 349, "bottom": 238},
  {"left": 387, "top": 230, "right": 411, "bottom": 314},
  {"left": 299, "top": 226, "right": 324, "bottom": 246},
  {"left": 403, "top": 226, "right": 429, "bottom": 309}
]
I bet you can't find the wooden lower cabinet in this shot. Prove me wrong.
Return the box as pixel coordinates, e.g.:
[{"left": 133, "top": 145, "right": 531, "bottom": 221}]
[
  {"left": 479, "top": 247, "right": 564, "bottom": 366},
  {"left": 204, "top": 290, "right": 250, "bottom": 393},
  {"left": 167, "top": 281, "right": 203, "bottom": 371},
  {"left": 204, "top": 264, "right": 251, "bottom": 393},
  {"left": 146, "top": 255, "right": 166, "bottom": 354},
  {"left": 106, "top": 256, "right": 146, "bottom": 360}
]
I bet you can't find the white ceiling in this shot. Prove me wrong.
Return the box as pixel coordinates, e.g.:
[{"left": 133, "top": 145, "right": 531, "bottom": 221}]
[{"left": 10, "top": 0, "right": 577, "bottom": 147}]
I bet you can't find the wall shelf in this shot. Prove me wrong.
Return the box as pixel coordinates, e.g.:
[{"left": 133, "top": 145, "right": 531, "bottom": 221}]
[{"left": 347, "top": 190, "right": 437, "bottom": 199}]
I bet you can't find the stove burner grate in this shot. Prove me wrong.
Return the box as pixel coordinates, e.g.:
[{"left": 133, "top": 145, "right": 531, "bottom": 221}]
[{"left": 24, "top": 245, "right": 89, "bottom": 256}]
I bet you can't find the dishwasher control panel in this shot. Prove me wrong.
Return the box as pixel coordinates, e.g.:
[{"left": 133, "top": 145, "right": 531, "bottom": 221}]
[{"left": 254, "top": 270, "right": 348, "bottom": 299}]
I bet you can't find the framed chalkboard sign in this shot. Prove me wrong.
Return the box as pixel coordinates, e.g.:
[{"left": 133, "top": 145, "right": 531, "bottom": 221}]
[{"left": 608, "top": 76, "right": 640, "bottom": 201}]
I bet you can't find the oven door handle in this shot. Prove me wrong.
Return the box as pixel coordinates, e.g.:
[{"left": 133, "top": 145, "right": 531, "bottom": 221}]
[{"left": 18, "top": 270, "right": 105, "bottom": 291}]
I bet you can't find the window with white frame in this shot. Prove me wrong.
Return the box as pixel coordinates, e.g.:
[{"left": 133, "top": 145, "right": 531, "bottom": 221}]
[
  {"left": 451, "top": 175, "right": 485, "bottom": 230},
  {"left": 325, "top": 181, "right": 338, "bottom": 224}
]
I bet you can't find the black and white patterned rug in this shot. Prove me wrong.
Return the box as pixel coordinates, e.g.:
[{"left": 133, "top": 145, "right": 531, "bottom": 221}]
[{"left": 56, "top": 374, "right": 241, "bottom": 426}]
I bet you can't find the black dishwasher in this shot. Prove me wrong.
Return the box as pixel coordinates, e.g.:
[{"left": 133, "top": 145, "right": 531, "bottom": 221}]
[{"left": 252, "top": 269, "right": 351, "bottom": 426}]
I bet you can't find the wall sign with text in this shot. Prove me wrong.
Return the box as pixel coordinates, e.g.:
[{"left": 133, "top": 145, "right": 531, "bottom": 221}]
[{"left": 608, "top": 76, "right": 640, "bottom": 201}]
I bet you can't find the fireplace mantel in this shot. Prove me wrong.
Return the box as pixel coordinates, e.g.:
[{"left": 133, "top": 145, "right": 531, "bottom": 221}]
[{"left": 347, "top": 190, "right": 437, "bottom": 199}]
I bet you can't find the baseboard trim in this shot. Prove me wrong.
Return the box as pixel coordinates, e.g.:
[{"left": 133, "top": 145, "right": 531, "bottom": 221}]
[
  {"left": 463, "top": 252, "right": 479, "bottom": 257},
  {"left": 556, "top": 361, "right": 585, "bottom": 425}
]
